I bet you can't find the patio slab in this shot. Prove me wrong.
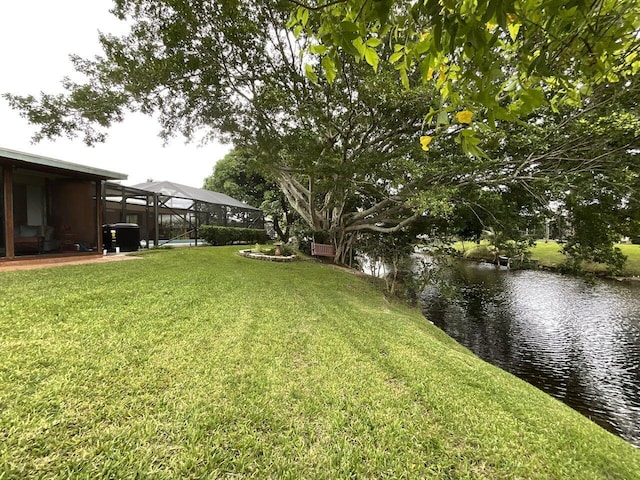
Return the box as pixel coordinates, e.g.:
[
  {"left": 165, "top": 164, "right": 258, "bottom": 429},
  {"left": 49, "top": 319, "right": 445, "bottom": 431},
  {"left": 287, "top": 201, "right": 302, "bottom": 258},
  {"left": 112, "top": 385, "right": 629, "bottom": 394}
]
[{"left": 0, "top": 253, "right": 140, "bottom": 272}]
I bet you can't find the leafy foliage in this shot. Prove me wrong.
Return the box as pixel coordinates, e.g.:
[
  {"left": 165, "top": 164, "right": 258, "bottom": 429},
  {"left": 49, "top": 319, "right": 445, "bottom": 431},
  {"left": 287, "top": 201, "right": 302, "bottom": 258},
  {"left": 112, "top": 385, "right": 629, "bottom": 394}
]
[
  {"left": 204, "top": 149, "right": 298, "bottom": 241},
  {"left": 203, "top": 150, "right": 269, "bottom": 209},
  {"left": 289, "top": 0, "right": 640, "bottom": 149},
  {"left": 358, "top": 229, "right": 416, "bottom": 296},
  {"left": 561, "top": 193, "right": 630, "bottom": 275},
  {"left": 424, "top": 80, "right": 640, "bottom": 271}
]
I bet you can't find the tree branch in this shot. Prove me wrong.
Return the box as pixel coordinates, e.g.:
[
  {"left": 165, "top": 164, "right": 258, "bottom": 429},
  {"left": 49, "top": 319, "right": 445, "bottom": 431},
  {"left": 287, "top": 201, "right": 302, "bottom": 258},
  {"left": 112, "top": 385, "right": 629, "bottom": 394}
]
[
  {"left": 287, "top": 0, "right": 347, "bottom": 11},
  {"left": 344, "top": 212, "right": 422, "bottom": 233}
]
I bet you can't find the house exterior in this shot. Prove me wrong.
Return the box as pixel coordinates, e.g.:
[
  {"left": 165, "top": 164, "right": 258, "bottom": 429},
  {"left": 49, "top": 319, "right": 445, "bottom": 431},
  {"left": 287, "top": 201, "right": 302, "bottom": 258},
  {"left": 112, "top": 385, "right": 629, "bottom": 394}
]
[{"left": 1, "top": 147, "right": 127, "bottom": 260}]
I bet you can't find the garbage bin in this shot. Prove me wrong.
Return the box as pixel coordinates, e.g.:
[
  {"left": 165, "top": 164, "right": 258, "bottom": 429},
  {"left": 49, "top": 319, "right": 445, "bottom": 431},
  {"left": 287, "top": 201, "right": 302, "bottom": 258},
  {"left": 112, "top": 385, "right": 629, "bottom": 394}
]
[{"left": 102, "top": 223, "right": 140, "bottom": 252}]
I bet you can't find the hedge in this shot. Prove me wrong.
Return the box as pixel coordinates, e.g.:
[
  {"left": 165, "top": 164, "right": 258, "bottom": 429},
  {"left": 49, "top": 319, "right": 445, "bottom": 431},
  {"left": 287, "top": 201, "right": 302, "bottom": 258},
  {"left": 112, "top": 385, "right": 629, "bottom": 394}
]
[{"left": 199, "top": 226, "right": 269, "bottom": 246}]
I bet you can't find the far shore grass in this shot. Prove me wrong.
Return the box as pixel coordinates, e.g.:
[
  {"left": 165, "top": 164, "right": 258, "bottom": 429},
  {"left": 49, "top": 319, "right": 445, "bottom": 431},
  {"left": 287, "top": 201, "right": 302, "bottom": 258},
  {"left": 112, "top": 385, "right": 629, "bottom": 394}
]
[
  {"left": 1, "top": 246, "right": 639, "bottom": 478},
  {"left": 457, "top": 240, "right": 640, "bottom": 277}
]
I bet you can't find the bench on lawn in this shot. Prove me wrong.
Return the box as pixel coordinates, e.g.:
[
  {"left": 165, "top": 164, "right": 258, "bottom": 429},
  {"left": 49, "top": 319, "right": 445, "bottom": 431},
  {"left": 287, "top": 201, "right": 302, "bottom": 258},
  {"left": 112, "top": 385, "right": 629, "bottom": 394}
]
[{"left": 311, "top": 242, "right": 335, "bottom": 258}]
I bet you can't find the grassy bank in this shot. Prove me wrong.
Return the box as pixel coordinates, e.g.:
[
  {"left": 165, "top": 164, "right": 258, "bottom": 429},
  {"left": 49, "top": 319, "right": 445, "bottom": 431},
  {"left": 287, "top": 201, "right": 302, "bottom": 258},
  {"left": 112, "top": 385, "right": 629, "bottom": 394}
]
[
  {"left": 458, "top": 240, "right": 640, "bottom": 277},
  {"left": 1, "top": 247, "right": 638, "bottom": 479}
]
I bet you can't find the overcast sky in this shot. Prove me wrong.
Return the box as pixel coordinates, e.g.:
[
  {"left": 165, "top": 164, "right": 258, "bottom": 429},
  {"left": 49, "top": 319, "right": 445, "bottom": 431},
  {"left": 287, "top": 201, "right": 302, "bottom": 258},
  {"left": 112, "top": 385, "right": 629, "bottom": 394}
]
[{"left": 0, "top": 0, "right": 231, "bottom": 187}]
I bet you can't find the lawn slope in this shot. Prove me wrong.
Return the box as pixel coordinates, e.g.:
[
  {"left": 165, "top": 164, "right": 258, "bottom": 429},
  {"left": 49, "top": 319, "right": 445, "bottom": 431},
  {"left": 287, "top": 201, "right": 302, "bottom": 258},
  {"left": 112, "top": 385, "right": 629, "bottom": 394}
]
[{"left": 1, "top": 247, "right": 638, "bottom": 479}]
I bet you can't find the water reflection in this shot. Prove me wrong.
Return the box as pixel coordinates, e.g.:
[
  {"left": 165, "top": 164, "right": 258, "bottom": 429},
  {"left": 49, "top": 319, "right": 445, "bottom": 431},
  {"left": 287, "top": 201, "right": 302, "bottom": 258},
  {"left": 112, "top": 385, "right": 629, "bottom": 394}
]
[{"left": 421, "top": 261, "right": 640, "bottom": 447}]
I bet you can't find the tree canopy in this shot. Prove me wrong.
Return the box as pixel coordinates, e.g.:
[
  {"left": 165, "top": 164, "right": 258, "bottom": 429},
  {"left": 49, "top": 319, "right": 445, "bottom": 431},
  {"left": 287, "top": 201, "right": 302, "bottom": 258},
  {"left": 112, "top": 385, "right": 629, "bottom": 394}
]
[
  {"left": 289, "top": 0, "right": 640, "bottom": 152},
  {"left": 203, "top": 149, "right": 298, "bottom": 242},
  {"left": 203, "top": 150, "right": 270, "bottom": 210},
  {"left": 4, "top": 0, "right": 639, "bottom": 264}
]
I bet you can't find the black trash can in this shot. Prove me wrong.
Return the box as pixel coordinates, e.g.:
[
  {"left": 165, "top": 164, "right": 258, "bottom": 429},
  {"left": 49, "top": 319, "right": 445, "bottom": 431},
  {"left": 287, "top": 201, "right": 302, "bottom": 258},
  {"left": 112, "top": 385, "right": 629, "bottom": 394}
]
[{"left": 102, "top": 223, "right": 140, "bottom": 252}]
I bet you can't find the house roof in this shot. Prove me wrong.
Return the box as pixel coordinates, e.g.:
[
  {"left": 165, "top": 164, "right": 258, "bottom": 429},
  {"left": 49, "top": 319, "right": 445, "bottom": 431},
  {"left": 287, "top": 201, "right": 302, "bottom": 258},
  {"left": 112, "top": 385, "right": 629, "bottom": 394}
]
[
  {"left": 131, "top": 180, "right": 260, "bottom": 211},
  {"left": 0, "top": 147, "right": 128, "bottom": 180}
]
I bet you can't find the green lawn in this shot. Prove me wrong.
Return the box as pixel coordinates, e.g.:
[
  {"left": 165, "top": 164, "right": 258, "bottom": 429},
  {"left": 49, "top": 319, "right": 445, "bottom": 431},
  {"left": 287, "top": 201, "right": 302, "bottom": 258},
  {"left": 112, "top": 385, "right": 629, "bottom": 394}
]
[
  {"left": 528, "top": 241, "right": 567, "bottom": 267},
  {"left": 457, "top": 240, "right": 640, "bottom": 276},
  {"left": 1, "top": 247, "right": 638, "bottom": 479}
]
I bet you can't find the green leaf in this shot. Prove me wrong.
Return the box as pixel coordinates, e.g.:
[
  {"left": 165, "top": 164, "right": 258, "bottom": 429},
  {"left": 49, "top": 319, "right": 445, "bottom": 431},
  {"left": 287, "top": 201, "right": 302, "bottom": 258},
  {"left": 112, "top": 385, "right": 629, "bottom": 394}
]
[
  {"left": 467, "top": 143, "right": 487, "bottom": 158},
  {"left": 285, "top": 13, "right": 297, "bottom": 29},
  {"left": 415, "top": 38, "right": 431, "bottom": 55},
  {"left": 519, "top": 88, "right": 546, "bottom": 114},
  {"left": 447, "top": 22, "right": 459, "bottom": 56},
  {"left": 481, "top": 0, "right": 497, "bottom": 23},
  {"left": 340, "top": 34, "right": 361, "bottom": 57},
  {"left": 508, "top": 23, "right": 521, "bottom": 42},
  {"left": 352, "top": 37, "right": 366, "bottom": 58},
  {"left": 322, "top": 55, "right": 337, "bottom": 84},
  {"left": 304, "top": 64, "right": 318, "bottom": 83},
  {"left": 419, "top": 57, "right": 431, "bottom": 81},
  {"left": 399, "top": 65, "right": 410, "bottom": 89},
  {"left": 364, "top": 47, "right": 380, "bottom": 71},
  {"left": 340, "top": 21, "right": 359, "bottom": 33},
  {"left": 310, "top": 45, "right": 328, "bottom": 55},
  {"left": 433, "top": 21, "right": 443, "bottom": 51},
  {"left": 487, "top": 109, "right": 496, "bottom": 129},
  {"left": 389, "top": 51, "right": 404, "bottom": 64},
  {"left": 495, "top": 106, "right": 515, "bottom": 121},
  {"left": 425, "top": 107, "right": 437, "bottom": 124},
  {"left": 366, "top": 37, "right": 382, "bottom": 47},
  {"left": 436, "top": 110, "right": 449, "bottom": 126},
  {"left": 461, "top": 133, "right": 486, "bottom": 157}
]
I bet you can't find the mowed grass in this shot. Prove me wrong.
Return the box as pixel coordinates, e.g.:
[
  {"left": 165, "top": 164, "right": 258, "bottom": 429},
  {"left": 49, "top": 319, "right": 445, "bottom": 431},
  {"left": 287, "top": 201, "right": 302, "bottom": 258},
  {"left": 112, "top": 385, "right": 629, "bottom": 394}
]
[
  {"left": 458, "top": 240, "right": 640, "bottom": 276},
  {"left": 1, "top": 247, "right": 638, "bottom": 479}
]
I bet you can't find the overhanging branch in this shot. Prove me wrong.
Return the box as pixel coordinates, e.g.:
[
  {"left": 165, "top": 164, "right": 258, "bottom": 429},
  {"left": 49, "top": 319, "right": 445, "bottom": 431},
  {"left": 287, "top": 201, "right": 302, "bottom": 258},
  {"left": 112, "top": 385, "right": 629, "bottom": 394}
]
[{"left": 344, "top": 212, "right": 422, "bottom": 233}]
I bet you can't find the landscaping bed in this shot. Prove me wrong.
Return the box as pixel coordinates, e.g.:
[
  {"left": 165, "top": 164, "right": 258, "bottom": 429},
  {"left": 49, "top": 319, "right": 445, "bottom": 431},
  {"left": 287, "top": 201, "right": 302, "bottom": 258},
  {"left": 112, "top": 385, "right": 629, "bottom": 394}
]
[{"left": 238, "top": 244, "right": 297, "bottom": 262}]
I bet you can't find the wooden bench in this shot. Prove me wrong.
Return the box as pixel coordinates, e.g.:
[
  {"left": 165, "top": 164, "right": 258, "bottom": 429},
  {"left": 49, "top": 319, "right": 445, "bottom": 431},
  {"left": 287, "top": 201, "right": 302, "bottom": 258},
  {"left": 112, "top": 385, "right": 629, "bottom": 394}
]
[{"left": 311, "top": 242, "right": 335, "bottom": 258}]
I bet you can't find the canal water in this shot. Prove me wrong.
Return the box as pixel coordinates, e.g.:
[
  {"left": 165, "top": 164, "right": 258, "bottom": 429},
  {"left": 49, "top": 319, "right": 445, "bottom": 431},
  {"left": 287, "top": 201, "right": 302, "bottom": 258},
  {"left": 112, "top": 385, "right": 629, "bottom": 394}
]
[{"left": 420, "top": 260, "right": 640, "bottom": 447}]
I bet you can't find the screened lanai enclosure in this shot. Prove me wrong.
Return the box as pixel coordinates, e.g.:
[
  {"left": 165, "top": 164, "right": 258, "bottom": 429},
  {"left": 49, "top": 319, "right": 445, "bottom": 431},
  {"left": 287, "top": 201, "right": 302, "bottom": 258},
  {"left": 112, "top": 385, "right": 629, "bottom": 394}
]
[
  {"left": 1, "top": 148, "right": 127, "bottom": 260},
  {"left": 103, "top": 180, "right": 262, "bottom": 247}
]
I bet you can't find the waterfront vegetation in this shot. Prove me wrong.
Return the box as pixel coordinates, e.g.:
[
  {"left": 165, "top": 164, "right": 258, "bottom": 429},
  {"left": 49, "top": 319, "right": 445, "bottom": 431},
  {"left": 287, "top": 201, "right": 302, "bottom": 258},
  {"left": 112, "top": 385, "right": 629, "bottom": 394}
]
[
  {"left": 1, "top": 246, "right": 639, "bottom": 479},
  {"left": 457, "top": 240, "right": 640, "bottom": 277}
]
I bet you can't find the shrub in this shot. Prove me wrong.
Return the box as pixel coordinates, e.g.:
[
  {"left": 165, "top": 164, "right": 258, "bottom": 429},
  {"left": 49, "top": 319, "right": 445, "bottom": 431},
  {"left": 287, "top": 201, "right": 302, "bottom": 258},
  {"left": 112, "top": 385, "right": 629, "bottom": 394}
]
[
  {"left": 200, "top": 226, "right": 269, "bottom": 245},
  {"left": 258, "top": 244, "right": 295, "bottom": 256},
  {"left": 463, "top": 244, "right": 494, "bottom": 261}
]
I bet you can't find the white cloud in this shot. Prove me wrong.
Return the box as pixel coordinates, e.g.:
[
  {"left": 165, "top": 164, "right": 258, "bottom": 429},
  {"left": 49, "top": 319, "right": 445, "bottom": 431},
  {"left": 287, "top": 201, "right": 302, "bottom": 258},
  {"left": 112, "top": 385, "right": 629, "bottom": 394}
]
[{"left": 0, "top": 0, "right": 231, "bottom": 187}]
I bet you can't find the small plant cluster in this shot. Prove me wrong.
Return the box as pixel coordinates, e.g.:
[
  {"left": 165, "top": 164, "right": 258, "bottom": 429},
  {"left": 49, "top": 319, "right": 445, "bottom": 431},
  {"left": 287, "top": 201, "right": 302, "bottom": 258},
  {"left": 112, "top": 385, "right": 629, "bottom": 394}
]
[
  {"left": 252, "top": 243, "right": 294, "bottom": 257},
  {"left": 199, "top": 226, "right": 269, "bottom": 246},
  {"left": 357, "top": 230, "right": 417, "bottom": 300}
]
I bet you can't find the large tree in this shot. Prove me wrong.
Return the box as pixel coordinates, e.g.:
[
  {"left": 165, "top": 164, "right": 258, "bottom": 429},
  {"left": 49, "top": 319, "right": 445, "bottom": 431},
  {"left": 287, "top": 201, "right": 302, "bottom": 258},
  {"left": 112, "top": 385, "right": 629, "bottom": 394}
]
[
  {"left": 204, "top": 149, "right": 297, "bottom": 242},
  {"left": 5, "top": 0, "right": 440, "bottom": 262},
  {"left": 203, "top": 150, "right": 270, "bottom": 211},
  {"left": 4, "top": 0, "right": 639, "bottom": 264}
]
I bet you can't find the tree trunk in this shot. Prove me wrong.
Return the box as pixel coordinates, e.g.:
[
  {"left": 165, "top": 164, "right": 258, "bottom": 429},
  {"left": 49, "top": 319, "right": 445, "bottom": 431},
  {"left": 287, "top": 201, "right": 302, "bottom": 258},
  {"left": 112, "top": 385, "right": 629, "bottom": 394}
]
[
  {"left": 332, "top": 230, "right": 356, "bottom": 265},
  {"left": 273, "top": 216, "right": 286, "bottom": 242}
]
